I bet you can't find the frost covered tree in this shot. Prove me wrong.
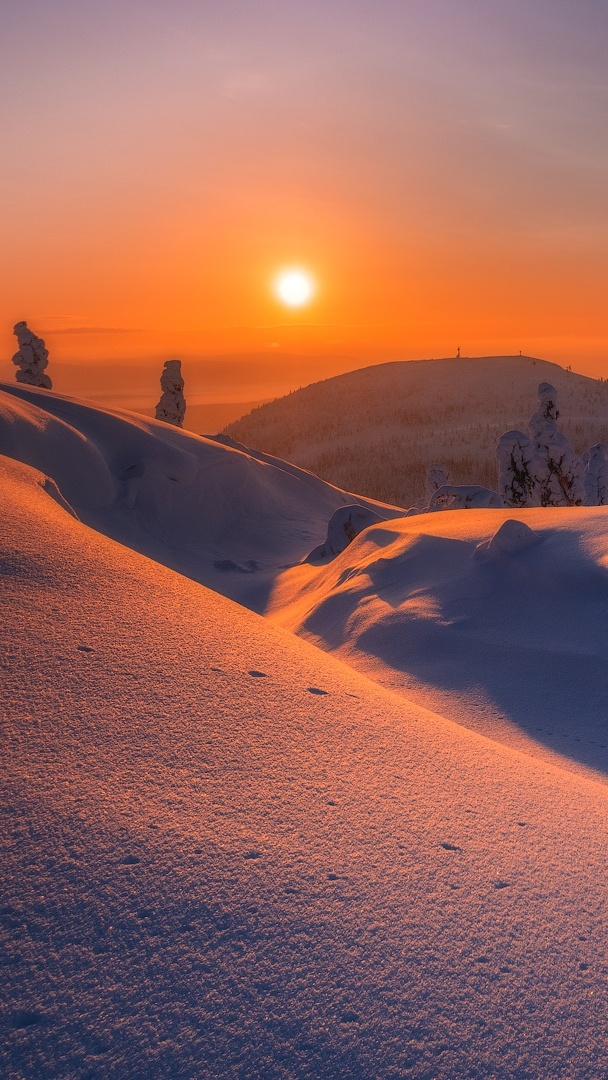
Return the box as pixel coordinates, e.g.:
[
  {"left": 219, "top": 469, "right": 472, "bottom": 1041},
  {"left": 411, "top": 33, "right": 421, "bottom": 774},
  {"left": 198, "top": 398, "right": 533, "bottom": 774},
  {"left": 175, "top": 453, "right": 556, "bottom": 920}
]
[
  {"left": 529, "top": 382, "right": 584, "bottom": 506},
  {"left": 11, "top": 321, "right": 52, "bottom": 389},
  {"left": 582, "top": 443, "right": 608, "bottom": 506},
  {"left": 424, "top": 463, "right": 451, "bottom": 504},
  {"left": 496, "top": 430, "right": 536, "bottom": 507},
  {"left": 428, "top": 485, "right": 503, "bottom": 511},
  {"left": 155, "top": 360, "right": 186, "bottom": 427}
]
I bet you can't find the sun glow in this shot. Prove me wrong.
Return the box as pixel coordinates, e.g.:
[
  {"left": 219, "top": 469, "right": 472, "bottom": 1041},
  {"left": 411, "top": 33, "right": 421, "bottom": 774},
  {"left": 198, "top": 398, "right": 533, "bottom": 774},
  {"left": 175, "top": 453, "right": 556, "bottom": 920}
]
[{"left": 274, "top": 269, "right": 316, "bottom": 308}]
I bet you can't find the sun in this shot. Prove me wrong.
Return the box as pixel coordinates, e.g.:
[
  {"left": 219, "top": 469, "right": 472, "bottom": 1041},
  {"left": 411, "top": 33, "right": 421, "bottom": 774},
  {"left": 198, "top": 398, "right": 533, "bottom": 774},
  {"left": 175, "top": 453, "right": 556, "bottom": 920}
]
[{"left": 274, "top": 268, "right": 316, "bottom": 308}]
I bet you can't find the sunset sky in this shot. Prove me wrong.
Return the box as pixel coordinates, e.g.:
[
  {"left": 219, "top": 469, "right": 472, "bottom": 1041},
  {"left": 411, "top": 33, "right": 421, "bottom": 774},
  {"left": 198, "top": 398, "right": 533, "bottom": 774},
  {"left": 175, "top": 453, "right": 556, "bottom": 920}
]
[{"left": 2, "top": 0, "right": 608, "bottom": 391}]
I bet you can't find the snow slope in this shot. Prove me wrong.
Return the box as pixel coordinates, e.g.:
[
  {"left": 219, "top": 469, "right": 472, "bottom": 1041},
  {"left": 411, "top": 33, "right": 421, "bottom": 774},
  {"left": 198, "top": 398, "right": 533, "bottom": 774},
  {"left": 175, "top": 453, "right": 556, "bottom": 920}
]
[
  {"left": 269, "top": 508, "right": 608, "bottom": 783},
  {"left": 226, "top": 355, "right": 608, "bottom": 506},
  {"left": 2, "top": 452, "right": 608, "bottom": 1079},
  {"left": 0, "top": 382, "right": 402, "bottom": 611}
]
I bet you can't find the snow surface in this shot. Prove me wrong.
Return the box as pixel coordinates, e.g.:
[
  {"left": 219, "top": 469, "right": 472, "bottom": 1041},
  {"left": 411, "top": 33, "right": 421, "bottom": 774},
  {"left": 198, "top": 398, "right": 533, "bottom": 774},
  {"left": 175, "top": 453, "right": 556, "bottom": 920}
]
[
  {"left": 0, "top": 382, "right": 401, "bottom": 611},
  {"left": 2, "top": 384, "right": 608, "bottom": 1077},
  {"left": 269, "top": 506, "right": 608, "bottom": 783},
  {"left": 2, "top": 452, "right": 608, "bottom": 1079},
  {"left": 306, "top": 504, "right": 385, "bottom": 562}
]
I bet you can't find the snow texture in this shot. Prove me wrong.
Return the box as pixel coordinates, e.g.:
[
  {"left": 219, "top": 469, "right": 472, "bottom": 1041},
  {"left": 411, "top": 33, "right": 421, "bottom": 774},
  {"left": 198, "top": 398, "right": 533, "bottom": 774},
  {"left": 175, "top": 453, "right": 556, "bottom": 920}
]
[
  {"left": 428, "top": 484, "right": 504, "bottom": 511},
  {"left": 11, "top": 321, "right": 52, "bottom": 389},
  {"left": 582, "top": 442, "right": 608, "bottom": 506},
  {"left": 475, "top": 518, "right": 542, "bottom": 559},
  {"left": 529, "top": 382, "right": 585, "bottom": 506},
  {"left": 270, "top": 505, "right": 608, "bottom": 783},
  {"left": 2, "top": 385, "right": 608, "bottom": 1078},
  {"left": 0, "top": 381, "right": 402, "bottom": 611},
  {"left": 2, "top": 451, "right": 608, "bottom": 1079},
  {"left": 306, "top": 504, "right": 385, "bottom": 561},
  {"left": 155, "top": 359, "right": 186, "bottom": 427}
]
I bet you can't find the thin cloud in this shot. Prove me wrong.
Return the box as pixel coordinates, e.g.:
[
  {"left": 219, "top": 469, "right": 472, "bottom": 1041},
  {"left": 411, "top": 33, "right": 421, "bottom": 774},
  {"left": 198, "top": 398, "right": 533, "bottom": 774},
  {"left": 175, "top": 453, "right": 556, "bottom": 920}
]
[{"left": 40, "top": 327, "right": 145, "bottom": 335}]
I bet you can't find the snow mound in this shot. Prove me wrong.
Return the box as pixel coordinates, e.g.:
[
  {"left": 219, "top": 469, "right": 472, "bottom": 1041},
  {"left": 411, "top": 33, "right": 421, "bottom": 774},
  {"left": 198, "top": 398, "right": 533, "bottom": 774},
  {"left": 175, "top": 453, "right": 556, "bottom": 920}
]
[
  {"left": 476, "top": 518, "right": 542, "bottom": 559},
  {"left": 0, "top": 392, "right": 115, "bottom": 510},
  {"left": 2, "top": 451, "right": 608, "bottom": 1079},
  {"left": 0, "top": 382, "right": 403, "bottom": 608},
  {"left": 306, "top": 504, "right": 385, "bottom": 561},
  {"left": 270, "top": 505, "right": 608, "bottom": 779}
]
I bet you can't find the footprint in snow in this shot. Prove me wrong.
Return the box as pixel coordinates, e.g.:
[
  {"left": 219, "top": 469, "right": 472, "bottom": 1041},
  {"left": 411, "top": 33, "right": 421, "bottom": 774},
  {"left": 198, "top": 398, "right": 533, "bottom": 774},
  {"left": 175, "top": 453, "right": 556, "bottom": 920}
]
[{"left": 11, "top": 1009, "right": 45, "bottom": 1029}]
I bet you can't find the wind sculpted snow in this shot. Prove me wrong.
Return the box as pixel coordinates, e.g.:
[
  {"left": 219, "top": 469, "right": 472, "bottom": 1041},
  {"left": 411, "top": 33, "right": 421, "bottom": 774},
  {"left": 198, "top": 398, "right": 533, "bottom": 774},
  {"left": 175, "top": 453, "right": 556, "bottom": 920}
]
[
  {"left": 3, "top": 381, "right": 608, "bottom": 782},
  {"left": 1, "top": 453, "right": 608, "bottom": 1079},
  {"left": 269, "top": 507, "right": 608, "bottom": 782},
  {"left": 0, "top": 382, "right": 402, "bottom": 611}
]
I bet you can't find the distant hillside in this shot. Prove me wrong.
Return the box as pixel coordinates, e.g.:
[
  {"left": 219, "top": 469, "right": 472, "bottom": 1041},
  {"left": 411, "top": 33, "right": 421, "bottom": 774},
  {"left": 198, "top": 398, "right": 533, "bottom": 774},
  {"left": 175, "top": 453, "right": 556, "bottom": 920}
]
[{"left": 225, "top": 356, "right": 608, "bottom": 506}]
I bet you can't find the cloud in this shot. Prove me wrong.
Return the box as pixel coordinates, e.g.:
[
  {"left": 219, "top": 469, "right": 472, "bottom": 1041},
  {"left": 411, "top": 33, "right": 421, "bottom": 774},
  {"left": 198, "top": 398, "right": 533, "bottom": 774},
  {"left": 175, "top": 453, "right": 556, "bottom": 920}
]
[{"left": 39, "top": 327, "right": 145, "bottom": 335}]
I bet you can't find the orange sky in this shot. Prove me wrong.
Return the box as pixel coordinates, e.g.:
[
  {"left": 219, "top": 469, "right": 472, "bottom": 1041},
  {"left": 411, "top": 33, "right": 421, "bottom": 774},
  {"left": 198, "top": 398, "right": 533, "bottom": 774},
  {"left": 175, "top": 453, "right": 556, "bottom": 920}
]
[{"left": 2, "top": 0, "right": 608, "bottom": 391}]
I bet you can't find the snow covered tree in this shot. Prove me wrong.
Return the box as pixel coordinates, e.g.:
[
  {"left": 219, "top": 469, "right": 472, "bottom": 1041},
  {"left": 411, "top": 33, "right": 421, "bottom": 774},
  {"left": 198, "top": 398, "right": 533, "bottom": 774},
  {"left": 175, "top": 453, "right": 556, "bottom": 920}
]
[
  {"left": 12, "top": 321, "right": 52, "bottom": 389},
  {"left": 529, "top": 383, "right": 584, "bottom": 506},
  {"left": 582, "top": 443, "right": 608, "bottom": 506},
  {"left": 424, "top": 463, "right": 451, "bottom": 504},
  {"left": 155, "top": 360, "right": 186, "bottom": 427},
  {"left": 496, "top": 430, "right": 536, "bottom": 507},
  {"left": 428, "top": 485, "right": 503, "bottom": 511}
]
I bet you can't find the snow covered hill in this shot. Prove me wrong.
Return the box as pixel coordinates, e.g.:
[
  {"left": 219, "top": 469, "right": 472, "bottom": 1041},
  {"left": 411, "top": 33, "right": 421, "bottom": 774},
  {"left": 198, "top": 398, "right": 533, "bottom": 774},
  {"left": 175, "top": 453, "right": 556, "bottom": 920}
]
[
  {"left": 225, "top": 355, "right": 608, "bottom": 507},
  {"left": 269, "top": 507, "right": 608, "bottom": 783},
  {"left": 2, "top": 451, "right": 608, "bottom": 1079},
  {"left": 0, "top": 382, "right": 402, "bottom": 611}
]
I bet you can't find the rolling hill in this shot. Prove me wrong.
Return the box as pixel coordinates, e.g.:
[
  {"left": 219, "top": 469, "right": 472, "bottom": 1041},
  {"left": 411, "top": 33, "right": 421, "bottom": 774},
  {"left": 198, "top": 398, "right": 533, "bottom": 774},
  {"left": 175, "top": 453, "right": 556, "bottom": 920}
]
[
  {"left": 2, "top": 435, "right": 608, "bottom": 1079},
  {"left": 225, "top": 355, "right": 608, "bottom": 507}
]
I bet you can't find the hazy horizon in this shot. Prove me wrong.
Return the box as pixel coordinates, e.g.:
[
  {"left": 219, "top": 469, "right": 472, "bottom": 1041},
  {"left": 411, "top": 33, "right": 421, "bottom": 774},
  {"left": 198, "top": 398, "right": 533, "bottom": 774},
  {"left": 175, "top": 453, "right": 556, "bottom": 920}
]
[{"left": 3, "top": 0, "right": 608, "bottom": 377}]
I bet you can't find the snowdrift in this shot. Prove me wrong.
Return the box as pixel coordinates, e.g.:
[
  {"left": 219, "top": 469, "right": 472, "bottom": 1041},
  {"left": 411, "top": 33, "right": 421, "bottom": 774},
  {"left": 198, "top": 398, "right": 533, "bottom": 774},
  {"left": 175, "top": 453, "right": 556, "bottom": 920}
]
[
  {"left": 0, "top": 382, "right": 402, "bottom": 609},
  {"left": 2, "top": 452, "right": 608, "bottom": 1079},
  {"left": 269, "top": 506, "right": 608, "bottom": 780}
]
